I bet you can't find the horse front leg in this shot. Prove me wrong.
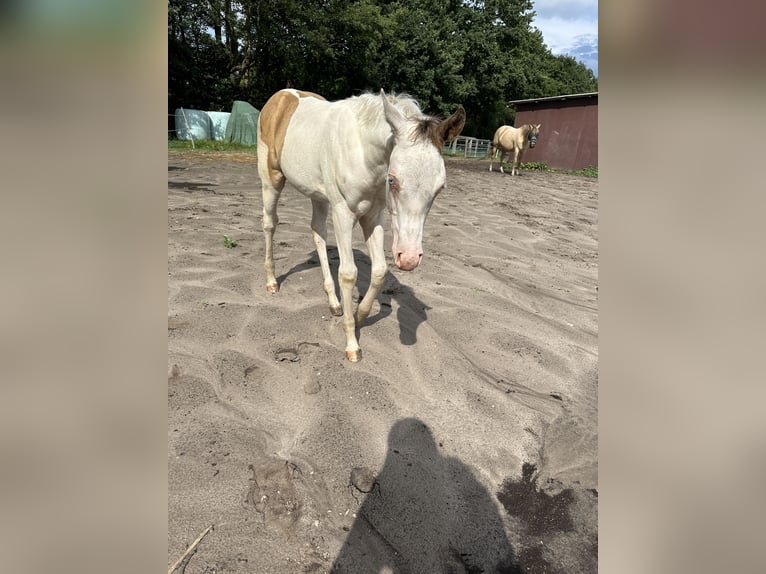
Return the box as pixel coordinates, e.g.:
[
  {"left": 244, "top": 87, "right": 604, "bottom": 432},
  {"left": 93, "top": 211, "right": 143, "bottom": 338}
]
[
  {"left": 356, "top": 211, "right": 387, "bottom": 325},
  {"left": 512, "top": 147, "right": 521, "bottom": 176},
  {"left": 515, "top": 148, "right": 527, "bottom": 176},
  {"left": 331, "top": 208, "right": 362, "bottom": 361},
  {"left": 310, "top": 199, "right": 342, "bottom": 316}
]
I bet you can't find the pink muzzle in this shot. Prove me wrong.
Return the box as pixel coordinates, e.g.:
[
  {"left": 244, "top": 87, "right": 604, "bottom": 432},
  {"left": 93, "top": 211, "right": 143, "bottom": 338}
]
[
  {"left": 392, "top": 230, "right": 423, "bottom": 271},
  {"left": 395, "top": 249, "right": 423, "bottom": 271}
]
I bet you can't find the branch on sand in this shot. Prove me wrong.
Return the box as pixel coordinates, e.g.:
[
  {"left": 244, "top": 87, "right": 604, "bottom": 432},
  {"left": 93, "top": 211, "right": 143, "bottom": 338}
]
[{"left": 168, "top": 524, "right": 213, "bottom": 574}]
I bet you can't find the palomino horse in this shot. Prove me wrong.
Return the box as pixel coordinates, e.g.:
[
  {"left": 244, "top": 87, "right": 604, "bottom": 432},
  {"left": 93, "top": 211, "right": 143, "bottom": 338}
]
[
  {"left": 488, "top": 124, "right": 541, "bottom": 175},
  {"left": 256, "top": 89, "right": 466, "bottom": 361}
]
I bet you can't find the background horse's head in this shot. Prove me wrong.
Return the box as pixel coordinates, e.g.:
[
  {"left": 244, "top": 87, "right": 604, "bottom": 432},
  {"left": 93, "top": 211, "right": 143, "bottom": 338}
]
[
  {"left": 381, "top": 91, "right": 465, "bottom": 271},
  {"left": 528, "top": 124, "right": 542, "bottom": 148}
]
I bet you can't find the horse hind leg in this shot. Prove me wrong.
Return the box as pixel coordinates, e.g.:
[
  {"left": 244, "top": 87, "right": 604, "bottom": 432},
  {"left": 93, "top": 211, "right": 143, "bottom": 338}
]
[
  {"left": 311, "top": 199, "right": 342, "bottom": 316},
  {"left": 257, "top": 140, "right": 283, "bottom": 292},
  {"left": 261, "top": 180, "right": 282, "bottom": 292}
]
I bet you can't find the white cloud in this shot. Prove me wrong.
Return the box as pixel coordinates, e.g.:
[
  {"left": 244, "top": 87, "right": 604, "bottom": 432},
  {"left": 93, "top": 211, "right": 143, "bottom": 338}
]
[
  {"left": 532, "top": 16, "right": 598, "bottom": 55},
  {"left": 532, "top": 0, "right": 599, "bottom": 76}
]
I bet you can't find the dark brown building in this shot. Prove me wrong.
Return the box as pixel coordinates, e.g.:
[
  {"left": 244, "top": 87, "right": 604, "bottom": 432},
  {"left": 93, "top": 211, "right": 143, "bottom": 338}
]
[{"left": 509, "top": 92, "right": 597, "bottom": 170}]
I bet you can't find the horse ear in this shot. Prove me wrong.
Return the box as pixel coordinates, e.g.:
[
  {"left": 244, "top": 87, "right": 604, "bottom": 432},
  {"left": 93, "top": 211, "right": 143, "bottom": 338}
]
[
  {"left": 381, "top": 89, "right": 407, "bottom": 137},
  {"left": 439, "top": 106, "right": 466, "bottom": 143},
  {"left": 536, "top": 124, "right": 542, "bottom": 129}
]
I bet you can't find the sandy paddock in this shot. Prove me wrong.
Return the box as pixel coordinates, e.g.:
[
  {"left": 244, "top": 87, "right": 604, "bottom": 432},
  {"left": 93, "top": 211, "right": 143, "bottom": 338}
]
[{"left": 168, "top": 151, "right": 598, "bottom": 573}]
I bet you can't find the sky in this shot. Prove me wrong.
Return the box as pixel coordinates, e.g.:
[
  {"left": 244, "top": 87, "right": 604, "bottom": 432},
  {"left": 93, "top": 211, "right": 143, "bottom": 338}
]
[{"left": 531, "top": 0, "right": 598, "bottom": 77}]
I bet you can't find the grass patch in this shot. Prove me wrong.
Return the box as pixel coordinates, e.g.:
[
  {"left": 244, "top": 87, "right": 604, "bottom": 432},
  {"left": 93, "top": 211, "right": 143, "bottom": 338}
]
[
  {"left": 519, "top": 161, "right": 549, "bottom": 172},
  {"left": 514, "top": 161, "right": 598, "bottom": 178},
  {"left": 555, "top": 166, "right": 598, "bottom": 178},
  {"left": 168, "top": 139, "right": 256, "bottom": 152},
  {"left": 223, "top": 235, "right": 239, "bottom": 249}
]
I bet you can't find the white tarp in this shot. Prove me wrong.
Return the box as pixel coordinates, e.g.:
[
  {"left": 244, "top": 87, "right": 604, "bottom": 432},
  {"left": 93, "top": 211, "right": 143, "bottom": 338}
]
[
  {"left": 206, "top": 111, "right": 231, "bottom": 141},
  {"left": 174, "top": 108, "right": 211, "bottom": 141}
]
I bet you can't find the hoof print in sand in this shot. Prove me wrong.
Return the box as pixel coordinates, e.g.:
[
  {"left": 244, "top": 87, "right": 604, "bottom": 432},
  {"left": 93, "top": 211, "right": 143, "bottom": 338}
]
[
  {"left": 303, "top": 379, "right": 321, "bottom": 395},
  {"left": 244, "top": 461, "right": 303, "bottom": 529},
  {"left": 275, "top": 348, "right": 300, "bottom": 362},
  {"left": 349, "top": 467, "right": 378, "bottom": 494},
  {"left": 275, "top": 342, "right": 321, "bottom": 363}
]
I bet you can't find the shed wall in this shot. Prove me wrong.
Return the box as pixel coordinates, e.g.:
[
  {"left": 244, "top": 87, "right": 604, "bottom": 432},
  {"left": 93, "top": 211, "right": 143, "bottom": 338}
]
[{"left": 512, "top": 98, "right": 597, "bottom": 170}]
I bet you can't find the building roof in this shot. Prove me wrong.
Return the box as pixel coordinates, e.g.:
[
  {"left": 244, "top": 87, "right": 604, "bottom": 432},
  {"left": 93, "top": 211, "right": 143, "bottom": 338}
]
[{"left": 508, "top": 92, "right": 598, "bottom": 105}]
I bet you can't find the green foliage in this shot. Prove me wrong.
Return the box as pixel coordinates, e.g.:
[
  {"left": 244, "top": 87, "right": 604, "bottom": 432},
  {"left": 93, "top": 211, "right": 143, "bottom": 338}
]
[
  {"left": 168, "top": 0, "right": 598, "bottom": 139},
  {"left": 223, "top": 235, "right": 239, "bottom": 249},
  {"left": 519, "top": 161, "right": 549, "bottom": 171},
  {"left": 560, "top": 166, "right": 598, "bottom": 178},
  {"left": 515, "top": 161, "right": 598, "bottom": 177},
  {"left": 167, "top": 139, "right": 255, "bottom": 151}
]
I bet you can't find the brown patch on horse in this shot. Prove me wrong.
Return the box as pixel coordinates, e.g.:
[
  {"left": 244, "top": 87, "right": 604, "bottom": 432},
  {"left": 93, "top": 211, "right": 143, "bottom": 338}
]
[
  {"left": 411, "top": 106, "right": 466, "bottom": 149},
  {"left": 295, "top": 90, "right": 324, "bottom": 100},
  {"left": 258, "top": 90, "right": 325, "bottom": 188},
  {"left": 411, "top": 117, "right": 444, "bottom": 148}
]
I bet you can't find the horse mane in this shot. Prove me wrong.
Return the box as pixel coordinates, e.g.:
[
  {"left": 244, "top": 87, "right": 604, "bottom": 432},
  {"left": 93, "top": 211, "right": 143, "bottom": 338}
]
[{"left": 351, "top": 92, "right": 443, "bottom": 147}]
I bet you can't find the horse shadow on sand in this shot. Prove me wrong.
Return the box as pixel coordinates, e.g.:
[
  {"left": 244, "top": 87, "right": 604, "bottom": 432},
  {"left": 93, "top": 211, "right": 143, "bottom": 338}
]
[
  {"left": 276, "top": 247, "right": 429, "bottom": 346},
  {"left": 330, "top": 417, "right": 519, "bottom": 573}
]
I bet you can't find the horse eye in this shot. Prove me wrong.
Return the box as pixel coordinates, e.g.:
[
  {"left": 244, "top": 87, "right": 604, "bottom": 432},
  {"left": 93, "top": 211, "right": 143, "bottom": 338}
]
[{"left": 387, "top": 176, "right": 396, "bottom": 186}]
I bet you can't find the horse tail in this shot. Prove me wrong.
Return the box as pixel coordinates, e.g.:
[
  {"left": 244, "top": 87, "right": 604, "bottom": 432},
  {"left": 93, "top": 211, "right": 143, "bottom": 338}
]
[{"left": 488, "top": 129, "right": 500, "bottom": 158}]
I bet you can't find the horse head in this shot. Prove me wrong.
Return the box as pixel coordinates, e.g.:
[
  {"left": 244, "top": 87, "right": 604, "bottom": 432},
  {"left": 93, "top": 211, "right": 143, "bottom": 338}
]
[
  {"left": 528, "top": 124, "right": 542, "bottom": 148},
  {"left": 381, "top": 91, "right": 465, "bottom": 271}
]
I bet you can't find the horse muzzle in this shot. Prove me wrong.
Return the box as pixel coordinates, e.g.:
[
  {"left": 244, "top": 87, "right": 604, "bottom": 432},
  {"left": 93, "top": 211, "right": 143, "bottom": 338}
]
[
  {"left": 395, "top": 250, "right": 423, "bottom": 271},
  {"left": 393, "top": 237, "right": 423, "bottom": 270}
]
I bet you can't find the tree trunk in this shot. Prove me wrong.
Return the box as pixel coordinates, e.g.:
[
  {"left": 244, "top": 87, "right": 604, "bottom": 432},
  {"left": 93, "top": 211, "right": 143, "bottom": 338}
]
[{"left": 224, "top": 0, "right": 238, "bottom": 61}]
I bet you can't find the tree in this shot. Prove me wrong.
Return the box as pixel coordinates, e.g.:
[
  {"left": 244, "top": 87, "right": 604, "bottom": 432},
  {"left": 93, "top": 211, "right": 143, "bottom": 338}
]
[{"left": 168, "top": 0, "right": 598, "bottom": 139}]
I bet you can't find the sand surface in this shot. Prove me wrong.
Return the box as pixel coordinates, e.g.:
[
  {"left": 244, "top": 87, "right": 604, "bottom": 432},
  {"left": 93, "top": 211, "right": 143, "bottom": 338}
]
[{"left": 168, "top": 152, "right": 598, "bottom": 573}]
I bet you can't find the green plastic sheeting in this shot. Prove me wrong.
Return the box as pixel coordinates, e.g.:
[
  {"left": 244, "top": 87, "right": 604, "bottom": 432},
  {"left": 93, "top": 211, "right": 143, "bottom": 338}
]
[{"left": 225, "top": 100, "right": 260, "bottom": 146}]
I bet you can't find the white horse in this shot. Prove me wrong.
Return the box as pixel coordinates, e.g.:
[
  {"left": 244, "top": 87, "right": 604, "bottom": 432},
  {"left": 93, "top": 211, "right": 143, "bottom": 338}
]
[
  {"left": 488, "top": 124, "right": 541, "bottom": 175},
  {"left": 256, "top": 89, "right": 465, "bottom": 361}
]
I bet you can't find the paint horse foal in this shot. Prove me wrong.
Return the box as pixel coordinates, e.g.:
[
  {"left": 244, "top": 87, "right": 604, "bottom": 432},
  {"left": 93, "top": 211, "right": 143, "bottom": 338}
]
[
  {"left": 488, "top": 124, "right": 541, "bottom": 176},
  {"left": 256, "top": 89, "right": 465, "bottom": 361}
]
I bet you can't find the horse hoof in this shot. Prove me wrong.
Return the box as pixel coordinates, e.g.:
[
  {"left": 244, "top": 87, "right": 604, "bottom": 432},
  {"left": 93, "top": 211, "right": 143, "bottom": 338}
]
[
  {"left": 346, "top": 350, "right": 361, "bottom": 362},
  {"left": 266, "top": 283, "right": 279, "bottom": 293},
  {"left": 330, "top": 305, "right": 343, "bottom": 317}
]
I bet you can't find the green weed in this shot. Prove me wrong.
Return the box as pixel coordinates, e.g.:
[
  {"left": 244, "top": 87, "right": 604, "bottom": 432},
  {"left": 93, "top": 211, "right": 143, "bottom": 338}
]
[
  {"left": 556, "top": 166, "right": 598, "bottom": 178},
  {"left": 519, "top": 161, "right": 549, "bottom": 171}
]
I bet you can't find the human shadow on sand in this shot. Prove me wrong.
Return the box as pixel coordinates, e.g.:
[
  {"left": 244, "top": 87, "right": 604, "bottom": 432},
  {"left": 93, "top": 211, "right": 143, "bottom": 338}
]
[
  {"left": 331, "top": 418, "right": 518, "bottom": 573},
  {"left": 275, "top": 248, "right": 430, "bottom": 346}
]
